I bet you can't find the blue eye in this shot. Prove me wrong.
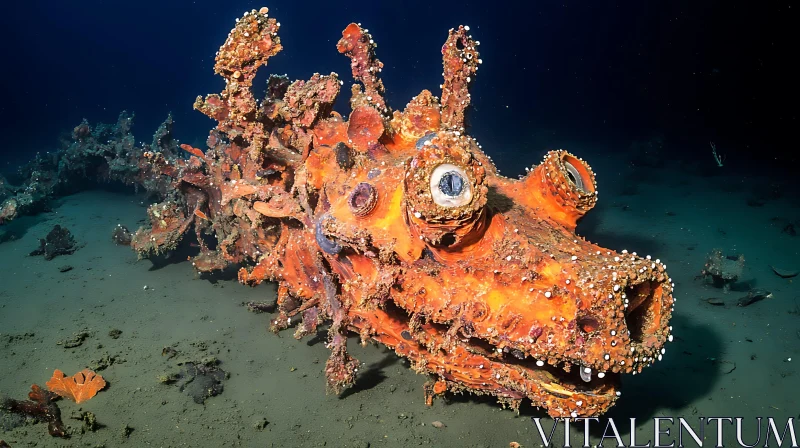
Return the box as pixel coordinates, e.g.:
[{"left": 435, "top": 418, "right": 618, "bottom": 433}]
[
  {"left": 429, "top": 163, "right": 472, "bottom": 207},
  {"left": 438, "top": 171, "right": 464, "bottom": 197}
]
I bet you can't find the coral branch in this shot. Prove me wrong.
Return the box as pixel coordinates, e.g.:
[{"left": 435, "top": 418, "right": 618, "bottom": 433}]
[
  {"left": 195, "top": 7, "right": 282, "bottom": 149},
  {"left": 440, "top": 25, "right": 481, "bottom": 131},
  {"left": 337, "top": 23, "right": 388, "bottom": 113}
]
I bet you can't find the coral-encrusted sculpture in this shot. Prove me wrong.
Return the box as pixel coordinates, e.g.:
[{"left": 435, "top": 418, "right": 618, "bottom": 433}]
[{"left": 128, "top": 7, "right": 675, "bottom": 417}]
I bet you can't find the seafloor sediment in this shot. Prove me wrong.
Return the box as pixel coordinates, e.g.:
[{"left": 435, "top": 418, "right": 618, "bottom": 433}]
[{"left": 0, "top": 163, "right": 797, "bottom": 446}]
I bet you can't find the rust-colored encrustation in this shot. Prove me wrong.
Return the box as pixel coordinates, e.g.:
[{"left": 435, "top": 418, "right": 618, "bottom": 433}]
[{"left": 130, "top": 7, "right": 675, "bottom": 417}]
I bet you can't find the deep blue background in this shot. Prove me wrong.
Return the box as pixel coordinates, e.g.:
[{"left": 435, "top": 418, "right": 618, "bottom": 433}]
[{"left": 2, "top": 0, "right": 796, "bottom": 175}]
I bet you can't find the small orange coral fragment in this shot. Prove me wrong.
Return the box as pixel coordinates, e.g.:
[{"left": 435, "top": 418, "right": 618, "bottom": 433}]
[
  {"left": 347, "top": 105, "right": 384, "bottom": 151},
  {"left": 180, "top": 143, "right": 206, "bottom": 160},
  {"left": 45, "top": 369, "right": 106, "bottom": 404}
]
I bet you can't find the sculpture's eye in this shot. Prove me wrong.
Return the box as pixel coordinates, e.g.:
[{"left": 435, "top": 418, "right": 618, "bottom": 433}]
[
  {"left": 563, "top": 160, "right": 587, "bottom": 193},
  {"left": 430, "top": 164, "right": 472, "bottom": 207}
]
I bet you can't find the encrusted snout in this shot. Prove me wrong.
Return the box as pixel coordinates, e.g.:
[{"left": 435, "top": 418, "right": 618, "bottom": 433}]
[{"left": 561, "top": 250, "right": 674, "bottom": 377}]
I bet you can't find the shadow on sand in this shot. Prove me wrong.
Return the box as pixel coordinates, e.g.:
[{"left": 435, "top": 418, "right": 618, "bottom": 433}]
[{"left": 0, "top": 213, "right": 50, "bottom": 243}]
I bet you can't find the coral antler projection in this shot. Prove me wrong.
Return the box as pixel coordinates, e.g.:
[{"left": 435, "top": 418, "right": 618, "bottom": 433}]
[
  {"left": 337, "top": 23, "right": 387, "bottom": 114},
  {"left": 127, "top": 7, "right": 675, "bottom": 417},
  {"left": 440, "top": 25, "right": 481, "bottom": 131}
]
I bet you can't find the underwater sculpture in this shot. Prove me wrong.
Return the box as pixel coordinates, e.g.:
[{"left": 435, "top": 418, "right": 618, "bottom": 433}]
[{"left": 130, "top": 7, "right": 675, "bottom": 417}]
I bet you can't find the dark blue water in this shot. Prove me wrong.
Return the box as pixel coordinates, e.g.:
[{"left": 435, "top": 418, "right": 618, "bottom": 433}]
[{"left": 2, "top": 1, "right": 796, "bottom": 175}]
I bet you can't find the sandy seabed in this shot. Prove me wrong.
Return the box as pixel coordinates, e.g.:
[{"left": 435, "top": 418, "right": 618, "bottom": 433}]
[{"left": 0, "top": 156, "right": 798, "bottom": 447}]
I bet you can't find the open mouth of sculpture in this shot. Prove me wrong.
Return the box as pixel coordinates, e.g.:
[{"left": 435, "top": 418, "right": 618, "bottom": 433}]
[
  {"left": 425, "top": 328, "right": 623, "bottom": 411},
  {"left": 463, "top": 277, "right": 667, "bottom": 402},
  {"left": 498, "top": 347, "right": 622, "bottom": 396},
  {"left": 534, "top": 362, "right": 620, "bottom": 397},
  {"left": 366, "top": 303, "right": 622, "bottom": 406}
]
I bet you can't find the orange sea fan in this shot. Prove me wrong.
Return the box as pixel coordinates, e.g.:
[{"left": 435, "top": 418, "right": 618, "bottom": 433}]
[{"left": 45, "top": 369, "right": 106, "bottom": 404}]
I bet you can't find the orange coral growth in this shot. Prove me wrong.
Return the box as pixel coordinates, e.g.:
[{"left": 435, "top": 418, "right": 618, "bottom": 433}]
[
  {"left": 252, "top": 198, "right": 302, "bottom": 219},
  {"left": 45, "top": 369, "right": 106, "bottom": 404},
  {"left": 194, "top": 209, "right": 209, "bottom": 220},
  {"left": 181, "top": 143, "right": 206, "bottom": 159},
  {"left": 347, "top": 105, "right": 385, "bottom": 151}
]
